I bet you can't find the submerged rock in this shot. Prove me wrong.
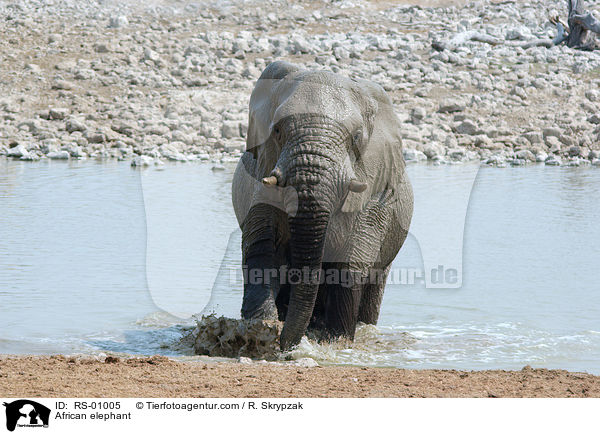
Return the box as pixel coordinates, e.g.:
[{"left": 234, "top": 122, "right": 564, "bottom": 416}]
[
  {"left": 47, "top": 150, "right": 70, "bottom": 160},
  {"left": 131, "top": 155, "right": 154, "bottom": 167}
]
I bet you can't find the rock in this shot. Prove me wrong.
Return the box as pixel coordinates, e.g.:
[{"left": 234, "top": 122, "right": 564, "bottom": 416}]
[
  {"left": 293, "top": 36, "right": 312, "bottom": 54},
  {"left": 211, "top": 163, "right": 226, "bottom": 171},
  {"left": 224, "top": 142, "right": 245, "bottom": 153},
  {"left": 585, "top": 90, "right": 599, "bottom": 102},
  {"left": 20, "top": 153, "right": 40, "bottom": 161},
  {"left": 85, "top": 131, "right": 106, "bottom": 144},
  {"left": 448, "top": 148, "right": 466, "bottom": 161},
  {"left": 485, "top": 154, "right": 506, "bottom": 166},
  {"left": 74, "top": 69, "right": 94, "bottom": 80},
  {"left": 410, "top": 107, "right": 426, "bottom": 124},
  {"left": 510, "top": 86, "right": 527, "bottom": 100},
  {"left": 221, "top": 121, "right": 243, "bottom": 139},
  {"left": 143, "top": 48, "right": 161, "bottom": 65},
  {"left": 333, "top": 46, "right": 350, "bottom": 60},
  {"left": 54, "top": 60, "right": 76, "bottom": 71},
  {"left": 25, "top": 63, "right": 41, "bottom": 74},
  {"left": 67, "top": 145, "right": 85, "bottom": 158},
  {"left": 168, "top": 141, "right": 187, "bottom": 152},
  {"left": 455, "top": 120, "right": 479, "bottom": 135},
  {"left": 66, "top": 118, "right": 87, "bottom": 133},
  {"left": 559, "top": 135, "right": 576, "bottom": 147},
  {"left": 266, "top": 13, "right": 278, "bottom": 24},
  {"left": 160, "top": 144, "right": 187, "bottom": 161},
  {"left": 112, "top": 121, "right": 137, "bottom": 137},
  {"left": 37, "top": 110, "right": 51, "bottom": 120},
  {"left": 242, "top": 65, "right": 261, "bottom": 79},
  {"left": 294, "top": 358, "right": 319, "bottom": 368},
  {"left": 0, "top": 98, "right": 19, "bottom": 114},
  {"left": 505, "top": 26, "right": 533, "bottom": 41},
  {"left": 568, "top": 146, "right": 581, "bottom": 157},
  {"left": 545, "top": 135, "right": 561, "bottom": 152},
  {"left": 403, "top": 149, "right": 427, "bottom": 162},
  {"left": 145, "top": 124, "right": 170, "bottom": 136},
  {"left": 587, "top": 114, "right": 600, "bottom": 124},
  {"left": 423, "top": 143, "right": 444, "bottom": 159},
  {"left": 535, "top": 151, "right": 548, "bottom": 162},
  {"left": 39, "top": 139, "right": 60, "bottom": 154},
  {"left": 47, "top": 150, "right": 70, "bottom": 160},
  {"left": 93, "top": 43, "right": 111, "bottom": 53},
  {"left": 108, "top": 15, "right": 128, "bottom": 28},
  {"left": 238, "top": 357, "right": 253, "bottom": 365},
  {"left": 18, "top": 120, "right": 43, "bottom": 135},
  {"left": 171, "top": 131, "right": 195, "bottom": 146},
  {"left": 473, "top": 134, "right": 493, "bottom": 148},
  {"left": 131, "top": 156, "right": 154, "bottom": 167},
  {"left": 49, "top": 108, "right": 69, "bottom": 120},
  {"left": 51, "top": 80, "right": 74, "bottom": 90},
  {"left": 47, "top": 33, "right": 61, "bottom": 44},
  {"left": 438, "top": 100, "right": 466, "bottom": 113},
  {"left": 543, "top": 127, "right": 562, "bottom": 139},
  {"left": 545, "top": 155, "right": 562, "bottom": 166},
  {"left": 7, "top": 144, "right": 29, "bottom": 158},
  {"left": 515, "top": 149, "right": 536, "bottom": 161},
  {"left": 522, "top": 131, "right": 542, "bottom": 145}
]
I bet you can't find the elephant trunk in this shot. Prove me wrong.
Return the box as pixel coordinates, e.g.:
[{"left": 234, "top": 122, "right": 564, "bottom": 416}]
[
  {"left": 278, "top": 141, "right": 336, "bottom": 351},
  {"left": 280, "top": 207, "right": 329, "bottom": 351}
]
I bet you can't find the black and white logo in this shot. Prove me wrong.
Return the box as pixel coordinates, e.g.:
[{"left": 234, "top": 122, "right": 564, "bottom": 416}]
[{"left": 3, "top": 400, "right": 50, "bottom": 432}]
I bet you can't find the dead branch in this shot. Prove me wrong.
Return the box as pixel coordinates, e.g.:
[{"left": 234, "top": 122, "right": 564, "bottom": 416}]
[
  {"left": 566, "top": 0, "right": 600, "bottom": 50},
  {"left": 432, "top": 0, "right": 600, "bottom": 52}
]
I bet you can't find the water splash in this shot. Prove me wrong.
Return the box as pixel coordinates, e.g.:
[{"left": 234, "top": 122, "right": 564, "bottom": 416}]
[{"left": 190, "top": 315, "right": 282, "bottom": 360}]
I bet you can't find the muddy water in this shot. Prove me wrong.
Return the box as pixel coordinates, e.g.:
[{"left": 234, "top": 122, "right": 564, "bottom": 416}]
[{"left": 1, "top": 159, "right": 599, "bottom": 373}]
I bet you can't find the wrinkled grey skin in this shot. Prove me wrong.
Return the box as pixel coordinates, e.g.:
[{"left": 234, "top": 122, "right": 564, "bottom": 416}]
[{"left": 232, "top": 61, "right": 413, "bottom": 351}]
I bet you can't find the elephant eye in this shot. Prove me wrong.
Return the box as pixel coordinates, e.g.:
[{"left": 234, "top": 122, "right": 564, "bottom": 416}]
[{"left": 351, "top": 129, "right": 363, "bottom": 162}]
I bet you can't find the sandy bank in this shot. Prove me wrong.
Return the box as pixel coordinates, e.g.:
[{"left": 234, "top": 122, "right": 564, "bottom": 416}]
[{"left": 1, "top": 355, "right": 598, "bottom": 398}]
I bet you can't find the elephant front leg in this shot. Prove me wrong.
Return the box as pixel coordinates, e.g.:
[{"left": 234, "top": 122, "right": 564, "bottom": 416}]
[
  {"left": 321, "top": 264, "right": 363, "bottom": 341},
  {"left": 322, "top": 265, "right": 387, "bottom": 339},
  {"left": 357, "top": 264, "right": 390, "bottom": 324},
  {"left": 322, "top": 187, "right": 404, "bottom": 340},
  {"left": 241, "top": 203, "right": 288, "bottom": 321}
]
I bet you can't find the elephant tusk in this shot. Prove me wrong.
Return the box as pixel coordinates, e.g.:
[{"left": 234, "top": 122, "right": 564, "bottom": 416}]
[
  {"left": 262, "top": 176, "right": 278, "bottom": 187},
  {"left": 348, "top": 179, "right": 368, "bottom": 193}
]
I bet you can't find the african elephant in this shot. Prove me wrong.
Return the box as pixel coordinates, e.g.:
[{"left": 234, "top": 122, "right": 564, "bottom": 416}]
[{"left": 232, "top": 61, "right": 413, "bottom": 351}]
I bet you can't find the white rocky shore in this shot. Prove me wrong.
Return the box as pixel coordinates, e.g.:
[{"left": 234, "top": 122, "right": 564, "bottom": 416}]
[{"left": 1, "top": 0, "right": 600, "bottom": 168}]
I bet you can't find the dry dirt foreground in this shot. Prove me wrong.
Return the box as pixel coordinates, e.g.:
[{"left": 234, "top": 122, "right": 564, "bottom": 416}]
[{"left": 1, "top": 356, "right": 599, "bottom": 398}]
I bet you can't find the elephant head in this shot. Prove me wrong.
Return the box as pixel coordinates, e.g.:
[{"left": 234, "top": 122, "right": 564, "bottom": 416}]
[{"left": 236, "top": 61, "right": 409, "bottom": 350}]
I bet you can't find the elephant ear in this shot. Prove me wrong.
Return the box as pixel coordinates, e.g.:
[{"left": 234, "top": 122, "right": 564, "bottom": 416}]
[
  {"left": 341, "top": 79, "right": 406, "bottom": 213},
  {"left": 246, "top": 61, "right": 301, "bottom": 175}
]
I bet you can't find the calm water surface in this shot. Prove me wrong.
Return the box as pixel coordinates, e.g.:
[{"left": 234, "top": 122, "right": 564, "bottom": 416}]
[{"left": 1, "top": 158, "right": 599, "bottom": 372}]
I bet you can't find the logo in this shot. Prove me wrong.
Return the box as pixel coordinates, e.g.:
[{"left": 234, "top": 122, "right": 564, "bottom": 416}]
[{"left": 3, "top": 400, "right": 50, "bottom": 432}]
